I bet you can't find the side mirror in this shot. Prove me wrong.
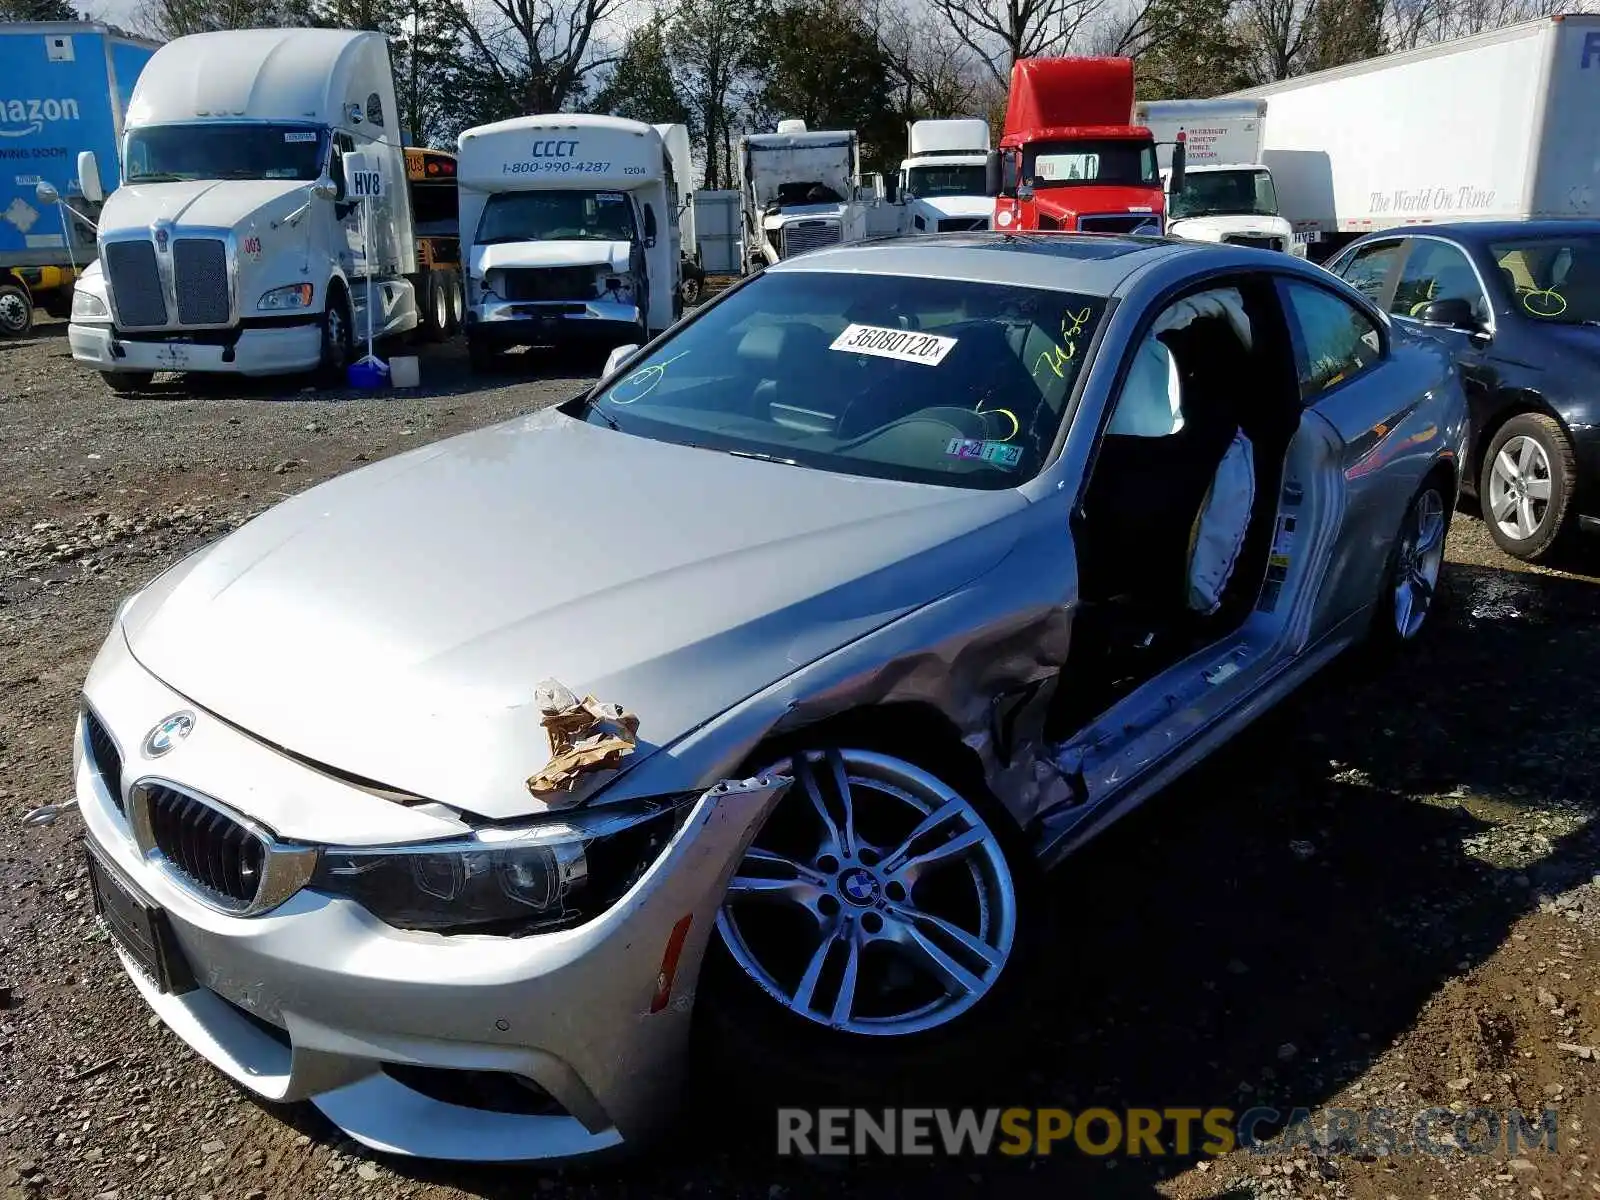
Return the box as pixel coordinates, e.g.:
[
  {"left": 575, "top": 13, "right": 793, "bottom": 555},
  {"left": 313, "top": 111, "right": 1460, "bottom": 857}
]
[
  {"left": 643, "top": 204, "right": 658, "bottom": 248},
  {"left": 984, "top": 150, "right": 1001, "bottom": 198},
  {"left": 35, "top": 180, "right": 60, "bottom": 206},
  {"left": 78, "top": 151, "right": 104, "bottom": 204},
  {"left": 602, "top": 343, "right": 639, "bottom": 379},
  {"left": 312, "top": 176, "right": 338, "bottom": 201},
  {"left": 1169, "top": 139, "right": 1186, "bottom": 198},
  {"left": 1419, "top": 296, "right": 1482, "bottom": 333}
]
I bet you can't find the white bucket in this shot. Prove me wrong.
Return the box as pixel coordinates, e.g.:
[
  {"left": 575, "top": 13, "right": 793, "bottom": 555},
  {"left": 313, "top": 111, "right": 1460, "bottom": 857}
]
[{"left": 389, "top": 355, "right": 421, "bottom": 388}]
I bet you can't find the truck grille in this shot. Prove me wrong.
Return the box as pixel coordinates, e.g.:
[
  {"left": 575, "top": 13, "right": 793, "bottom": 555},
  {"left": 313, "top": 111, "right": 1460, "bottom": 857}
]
[
  {"left": 1078, "top": 213, "right": 1161, "bottom": 234},
  {"left": 937, "top": 217, "right": 989, "bottom": 232},
  {"left": 500, "top": 267, "right": 595, "bottom": 303},
  {"left": 1225, "top": 234, "right": 1285, "bottom": 252},
  {"left": 145, "top": 784, "right": 265, "bottom": 909},
  {"left": 103, "top": 241, "right": 167, "bottom": 328},
  {"left": 173, "top": 238, "right": 231, "bottom": 324},
  {"left": 780, "top": 221, "right": 841, "bottom": 258},
  {"left": 82, "top": 706, "right": 124, "bottom": 814}
]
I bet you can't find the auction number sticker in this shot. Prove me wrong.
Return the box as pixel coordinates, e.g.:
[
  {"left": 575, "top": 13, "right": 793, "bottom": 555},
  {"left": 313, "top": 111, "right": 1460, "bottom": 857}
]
[{"left": 830, "top": 323, "right": 957, "bottom": 366}]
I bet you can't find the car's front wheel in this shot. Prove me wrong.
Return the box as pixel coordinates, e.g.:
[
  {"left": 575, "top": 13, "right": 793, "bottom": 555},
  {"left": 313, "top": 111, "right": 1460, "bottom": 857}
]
[
  {"left": 1480, "top": 413, "right": 1576, "bottom": 561},
  {"left": 701, "top": 744, "right": 1040, "bottom": 1091}
]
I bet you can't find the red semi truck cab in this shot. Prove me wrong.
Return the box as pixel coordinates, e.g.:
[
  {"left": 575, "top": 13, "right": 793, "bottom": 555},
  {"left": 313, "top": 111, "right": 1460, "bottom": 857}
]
[{"left": 988, "top": 57, "right": 1173, "bottom": 235}]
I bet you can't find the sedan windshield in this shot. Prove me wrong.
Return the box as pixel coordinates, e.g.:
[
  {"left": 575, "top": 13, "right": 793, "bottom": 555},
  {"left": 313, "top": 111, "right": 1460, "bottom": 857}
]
[
  {"left": 476, "top": 190, "right": 636, "bottom": 244},
  {"left": 124, "top": 124, "right": 325, "bottom": 183},
  {"left": 907, "top": 164, "right": 988, "bottom": 198},
  {"left": 1169, "top": 168, "right": 1279, "bottom": 219},
  {"left": 573, "top": 271, "right": 1106, "bottom": 489},
  {"left": 1025, "top": 139, "right": 1157, "bottom": 190},
  {"left": 1492, "top": 234, "right": 1600, "bottom": 325}
]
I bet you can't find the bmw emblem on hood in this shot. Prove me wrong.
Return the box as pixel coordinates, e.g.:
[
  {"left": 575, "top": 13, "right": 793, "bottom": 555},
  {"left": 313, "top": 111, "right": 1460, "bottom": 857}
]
[{"left": 143, "top": 711, "right": 195, "bottom": 758}]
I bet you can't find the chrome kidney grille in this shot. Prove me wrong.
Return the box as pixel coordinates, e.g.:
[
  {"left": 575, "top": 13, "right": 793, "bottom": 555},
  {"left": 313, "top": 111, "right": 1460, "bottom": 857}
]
[
  {"left": 173, "top": 239, "right": 230, "bottom": 325},
  {"left": 81, "top": 707, "right": 125, "bottom": 814},
  {"left": 103, "top": 240, "right": 168, "bottom": 327},
  {"left": 143, "top": 784, "right": 265, "bottom": 909}
]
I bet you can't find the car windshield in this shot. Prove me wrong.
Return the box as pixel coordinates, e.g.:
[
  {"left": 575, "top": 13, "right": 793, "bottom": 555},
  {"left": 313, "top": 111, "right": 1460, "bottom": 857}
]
[
  {"left": 572, "top": 270, "right": 1106, "bottom": 490},
  {"left": 907, "top": 164, "right": 988, "bottom": 198},
  {"left": 476, "top": 190, "right": 636, "bottom": 244},
  {"left": 1169, "top": 168, "right": 1278, "bottom": 219},
  {"left": 124, "top": 123, "right": 325, "bottom": 183},
  {"left": 1491, "top": 234, "right": 1600, "bottom": 325},
  {"left": 1025, "top": 139, "right": 1157, "bottom": 189}
]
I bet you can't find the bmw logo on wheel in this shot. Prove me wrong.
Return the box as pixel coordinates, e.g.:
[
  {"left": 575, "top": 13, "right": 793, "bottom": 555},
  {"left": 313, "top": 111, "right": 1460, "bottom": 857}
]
[{"left": 142, "top": 711, "right": 195, "bottom": 758}]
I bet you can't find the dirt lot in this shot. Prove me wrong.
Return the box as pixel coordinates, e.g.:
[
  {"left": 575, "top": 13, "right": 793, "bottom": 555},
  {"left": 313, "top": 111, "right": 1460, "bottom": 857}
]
[{"left": 3, "top": 318, "right": 1600, "bottom": 1200}]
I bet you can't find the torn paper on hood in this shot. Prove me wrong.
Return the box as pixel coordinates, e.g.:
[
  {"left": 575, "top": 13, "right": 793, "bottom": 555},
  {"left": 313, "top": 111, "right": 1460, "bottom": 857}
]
[{"left": 526, "top": 678, "right": 641, "bottom": 798}]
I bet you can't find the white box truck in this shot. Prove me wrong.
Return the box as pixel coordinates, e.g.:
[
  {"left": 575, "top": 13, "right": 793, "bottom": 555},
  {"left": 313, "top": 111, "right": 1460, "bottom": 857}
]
[
  {"left": 1133, "top": 99, "right": 1296, "bottom": 254},
  {"left": 654, "top": 121, "right": 706, "bottom": 304},
  {"left": 457, "top": 114, "right": 681, "bottom": 368},
  {"left": 738, "top": 120, "right": 871, "bottom": 272},
  {"left": 898, "top": 118, "right": 992, "bottom": 235},
  {"left": 66, "top": 28, "right": 420, "bottom": 390},
  {"left": 1230, "top": 12, "right": 1600, "bottom": 261}
]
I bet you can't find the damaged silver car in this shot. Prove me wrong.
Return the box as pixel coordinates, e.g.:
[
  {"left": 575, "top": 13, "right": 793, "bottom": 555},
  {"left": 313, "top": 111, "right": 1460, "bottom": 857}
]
[{"left": 73, "top": 232, "right": 1468, "bottom": 1162}]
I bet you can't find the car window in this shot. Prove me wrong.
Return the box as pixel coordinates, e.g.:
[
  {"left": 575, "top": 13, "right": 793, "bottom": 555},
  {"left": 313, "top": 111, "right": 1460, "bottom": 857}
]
[
  {"left": 1391, "top": 239, "right": 1488, "bottom": 323},
  {"left": 1337, "top": 239, "right": 1403, "bottom": 305},
  {"left": 1490, "top": 233, "right": 1600, "bottom": 324},
  {"left": 1281, "top": 279, "right": 1384, "bottom": 400},
  {"left": 576, "top": 271, "right": 1107, "bottom": 490}
]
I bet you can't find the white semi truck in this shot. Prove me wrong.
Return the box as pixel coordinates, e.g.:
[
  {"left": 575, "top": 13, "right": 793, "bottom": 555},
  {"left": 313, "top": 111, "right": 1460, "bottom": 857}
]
[
  {"left": 898, "top": 118, "right": 992, "bottom": 235},
  {"left": 457, "top": 114, "right": 681, "bottom": 368},
  {"left": 738, "top": 120, "right": 870, "bottom": 272},
  {"left": 1134, "top": 99, "right": 1296, "bottom": 254},
  {"left": 66, "top": 28, "right": 419, "bottom": 390},
  {"left": 1230, "top": 12, "right": 1600, "bottom": 262}
]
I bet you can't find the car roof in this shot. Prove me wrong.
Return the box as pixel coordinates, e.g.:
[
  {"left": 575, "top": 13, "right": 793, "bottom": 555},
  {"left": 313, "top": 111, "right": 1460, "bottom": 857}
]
[
  {"left": 765, "top": 232, "right": 1200, "bottom": 297},
  {"left": 1359, "top": 219, "right": 1600, "bottom": 245}
]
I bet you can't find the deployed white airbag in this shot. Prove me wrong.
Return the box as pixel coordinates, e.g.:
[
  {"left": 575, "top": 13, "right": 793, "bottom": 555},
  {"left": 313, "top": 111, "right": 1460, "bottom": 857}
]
[
  {"left": 1187, "top": 431, "right": 1256, "bottom": 615},
  {"left": 1106, "top": 287, "right": 1253, "bottom": 440}
]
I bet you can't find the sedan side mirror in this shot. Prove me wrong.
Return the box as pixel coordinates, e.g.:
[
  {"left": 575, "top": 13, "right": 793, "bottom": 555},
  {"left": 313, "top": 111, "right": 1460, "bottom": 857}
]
[
  {"left": 602, "top": 343, "right": 639, "bottom": 380},
  {"left": 1419, "top": 296, "right": 1482, "bottom": 333}
]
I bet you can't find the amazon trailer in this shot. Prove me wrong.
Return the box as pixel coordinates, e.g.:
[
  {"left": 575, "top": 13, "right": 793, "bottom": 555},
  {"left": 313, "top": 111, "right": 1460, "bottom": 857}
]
[
  {"left": 1230, "top": 13, "right": 1600, "bottom": 261},
  {"left": 457, "top": 114, "right": 680, "bottom": 368},
  {"left": 0, "top": 21, "right": 158, "bottom": 335}
]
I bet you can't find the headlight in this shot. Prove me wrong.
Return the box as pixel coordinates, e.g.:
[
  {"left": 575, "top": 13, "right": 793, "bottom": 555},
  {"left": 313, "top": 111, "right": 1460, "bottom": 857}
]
[
  {"left": 72, "top": 289, "right": 109, "bottom": 320},
  {"left": 258, "top": 283, "right": 314, "bottom": 311},
  {"left": 309, "top": 793, "right": 698, "bottom": 935}
]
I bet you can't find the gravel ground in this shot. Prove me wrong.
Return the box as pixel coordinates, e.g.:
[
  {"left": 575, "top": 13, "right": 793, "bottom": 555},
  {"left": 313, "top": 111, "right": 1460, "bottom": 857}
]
[{"left": 3, "top": 317, "right": 1600, "bottom": 1200}]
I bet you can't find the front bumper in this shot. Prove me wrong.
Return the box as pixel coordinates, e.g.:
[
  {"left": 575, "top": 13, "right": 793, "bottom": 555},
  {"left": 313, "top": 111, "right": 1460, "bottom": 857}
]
[
  {"left": 77, "top": 629, "right": 788, "bottom": 1162},
  {"left": 467, "top": 298, "right": 640, "bottom": 348},
  {"left": 68, "top": 320, "right": 322, "bottom": 377}
]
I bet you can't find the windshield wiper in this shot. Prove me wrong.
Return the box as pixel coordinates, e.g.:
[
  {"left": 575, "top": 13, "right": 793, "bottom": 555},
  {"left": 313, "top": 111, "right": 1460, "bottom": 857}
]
[
  {"left": 128, "top": 173, "right": 184, "bottom": 184},
  {"left": 725, "top": 448, "right": 798, "bottom": 466}
]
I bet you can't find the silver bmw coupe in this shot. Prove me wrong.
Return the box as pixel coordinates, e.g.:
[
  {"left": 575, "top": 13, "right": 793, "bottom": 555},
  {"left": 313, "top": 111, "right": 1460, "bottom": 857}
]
[{"left": 73, "top": 232, "right": 1468, "bottom": 1162}]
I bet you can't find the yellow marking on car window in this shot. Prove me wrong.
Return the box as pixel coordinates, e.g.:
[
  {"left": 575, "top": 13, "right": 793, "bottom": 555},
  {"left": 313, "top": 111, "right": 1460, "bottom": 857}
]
[
  {"left": 1032, "top": 306, "right": 1094, "bottom": 381},
  {"left": 1522, "top": 289, "right": 1567, "bottom": 318}
]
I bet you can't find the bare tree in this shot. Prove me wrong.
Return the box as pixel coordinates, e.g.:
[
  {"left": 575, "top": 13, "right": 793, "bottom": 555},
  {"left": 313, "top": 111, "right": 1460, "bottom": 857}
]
[
  {"left": 669, "top": 0, "right": 757, "bottom": 187},
  {"left": 134, "top": 0, "right": 296, "bottom": 38},
  {"left": 875, "top": 0, "right": 987, "bottom": 118},
  {"left": 439, "top": 0, "right": 628, "bottom": 114},
  {"left": 928, "top": 0, "right": 1121, "bottom": 87}
]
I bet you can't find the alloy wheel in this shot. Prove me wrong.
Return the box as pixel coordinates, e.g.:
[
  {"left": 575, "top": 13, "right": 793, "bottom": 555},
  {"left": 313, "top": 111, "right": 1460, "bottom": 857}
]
[
  {"left": 1487, "top": 434, "right": 1553, "bottom": 542},
  {"left": 717, "top": 748, "right": 1016, "bottom": 1037},
  {"left": 1393, "top": 487, "right": 1446, "bottom": 639}
]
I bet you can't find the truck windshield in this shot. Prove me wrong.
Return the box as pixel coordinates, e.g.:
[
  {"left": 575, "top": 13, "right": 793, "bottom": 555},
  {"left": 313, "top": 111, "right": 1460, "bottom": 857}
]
[
  {"left": 124, "top": 124, "right": 325, "bottom": 184},
  {"left": 476, "top": 191, "right": 636, "bottom": 244},
  {"left": 1025, "top": 139, "right": 1157, "bottom": 190},
  {"left": 1492, "top": 235, "right": 1600, "bottom": 325},
  {"left": 572, "top": 270, "right": 1107, "bottom": 490},
  {"left": 1169, "top": 169, "right": 1278, "bottom": 219},
  {"left": 906, "top": 164, "right": 988, "bottom": 198}
]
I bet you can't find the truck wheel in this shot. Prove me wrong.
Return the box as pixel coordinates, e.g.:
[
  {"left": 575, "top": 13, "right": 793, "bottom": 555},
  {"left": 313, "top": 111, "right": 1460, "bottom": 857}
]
[
  {"left": 680, "top": 274, "right": 702, "bottom": 306},
  {"left": 0, "top": 282, "right": 33, "bottom": 337},
  {"left": 421, "top": 271, "right": 450, "bottom": 343},
  {"left": 445, "top": 274, "right": 463, "bottom": 336},
  {"left": 318, "top": 291, "right": 354, "bottom": 385},
  {"left": 99, "top": 370, "right": 154, "bottom": 395}
]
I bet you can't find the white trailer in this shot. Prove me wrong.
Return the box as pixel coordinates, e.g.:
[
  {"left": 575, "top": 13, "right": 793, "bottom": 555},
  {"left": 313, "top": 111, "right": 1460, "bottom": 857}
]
[
  {"left": 899, "top": 118, "right": 992, "bottom": 235},
  {"left": 738, "top": 120, "right": 871, "bottom": 271},
  {"left": 66, "top": 28, "right": 419, "bottom": 388},
  {"left": 1230, "top": 13, "right": 1600, "bottom": 260},
  {"left": 1134, "top": 98, "right": 1296, "bottom": 254},
  {"left": 457, "top": 114, "right": 680, "bottom": 367},
  {"left": 653, "top": 122, "right": 706, "bottom": 303}
]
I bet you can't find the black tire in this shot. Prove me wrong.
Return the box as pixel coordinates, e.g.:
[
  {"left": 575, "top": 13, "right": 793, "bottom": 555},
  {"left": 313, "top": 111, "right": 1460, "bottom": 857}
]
[
  {"left": 0, "top": 281, "right": 34, "bottom": 337},
  {"left": 317, "top": 288, "right": 354, "bottom": 386},
  {"left": 697, "top": 730, "right": 1047, "bottom": 1103},
  {"left": 445, "top": 273, "right": 463, "bottom": 336},
  {"left": 420, "top": 270, "right": 450, "bottom": 343},
  {"left": 99, "top": 370, "right": 154, "bottom": 395},
  {"left": 1478, "top": 412, "right": 1576, "bottom": 562},
  {"left": 1367, "top": 472, "right": 1453, "bottom": 652},
  {"left": 679, "top": 274, "right": 702, "bottom": 306}
]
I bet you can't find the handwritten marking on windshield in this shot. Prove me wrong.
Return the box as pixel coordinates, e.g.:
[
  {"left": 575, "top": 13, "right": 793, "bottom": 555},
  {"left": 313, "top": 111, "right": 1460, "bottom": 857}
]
[
  {"left": 1032, "top": 306, "right": 1094, "bottom": 381},
  {"left": 1522, "top": 288, "right": 1567, "bottom": 318},
  {"left": 610, "top": 351, "right": 689, "bottom": 405}
]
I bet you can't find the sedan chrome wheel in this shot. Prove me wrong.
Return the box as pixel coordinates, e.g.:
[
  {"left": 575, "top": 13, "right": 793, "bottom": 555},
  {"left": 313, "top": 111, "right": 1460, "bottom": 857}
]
[
  {"left": 717, "top": 748, "right": 1016, "bottom": 1037},
  {"left": 1487, "top": 434, "right": 1553, "bottom": 542},
  {"left": 1393, "top": 486, "right": 1446, "bottom": 639}
]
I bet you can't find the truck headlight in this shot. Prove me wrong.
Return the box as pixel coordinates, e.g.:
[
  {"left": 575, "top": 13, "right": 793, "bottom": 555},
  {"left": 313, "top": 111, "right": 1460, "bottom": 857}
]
[
  {"left": 72, "top": 289, "right": 109, "bottom": 320},
  {"left": 258, "top": 283, "right": 314, "bottom": 311},
  {"left": 309, "top": 793, "right": 697, "bottom": 935}
]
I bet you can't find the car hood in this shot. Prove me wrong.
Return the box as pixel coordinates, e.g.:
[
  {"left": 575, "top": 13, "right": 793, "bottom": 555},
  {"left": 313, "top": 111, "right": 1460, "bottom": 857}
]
[
  {"left": 122, "top": 407, "right": 1026, "bottom": 820},
  {"left": 99, "top": 179, "right": 309, "bottom": 234},
  {"left": 473, "top": 240, "right": 632, "bottom": 276}
]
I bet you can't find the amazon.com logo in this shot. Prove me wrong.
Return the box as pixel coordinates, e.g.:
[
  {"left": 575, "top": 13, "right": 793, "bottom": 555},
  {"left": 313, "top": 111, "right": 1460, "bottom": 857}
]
[{"left": 0, "top": 97, "right": 83, "bottom": 138}]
